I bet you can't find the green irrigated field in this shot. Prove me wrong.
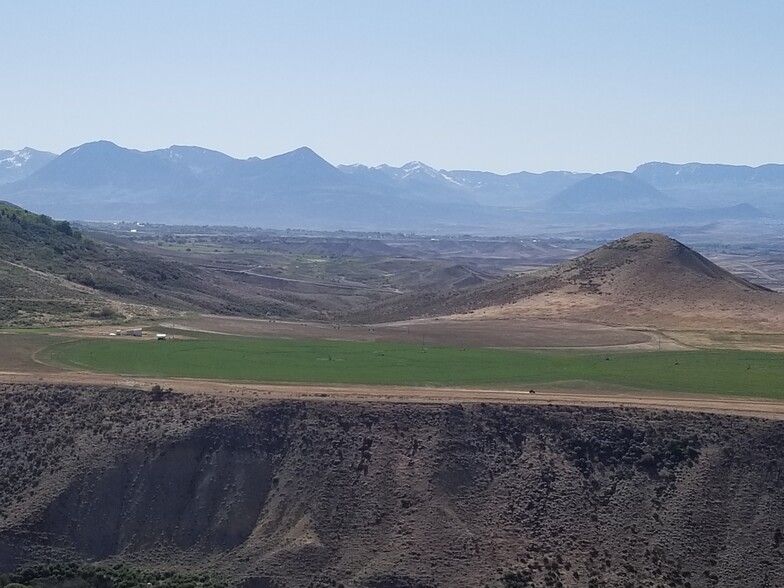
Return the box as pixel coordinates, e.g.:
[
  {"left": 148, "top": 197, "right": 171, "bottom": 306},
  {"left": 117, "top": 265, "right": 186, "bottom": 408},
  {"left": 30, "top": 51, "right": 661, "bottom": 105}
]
[{"left": 40, "top": 336, "right": 784, "bottom": 398}]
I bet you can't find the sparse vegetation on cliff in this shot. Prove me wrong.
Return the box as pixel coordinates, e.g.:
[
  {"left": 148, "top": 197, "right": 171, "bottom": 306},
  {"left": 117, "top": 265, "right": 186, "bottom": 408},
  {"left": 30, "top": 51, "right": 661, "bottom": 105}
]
[
  {"left": 0, "top": 563, "right": 226, "bottom": 588},
  {"left": 1, "top": 385, "right": 783, "bottom": 586}
]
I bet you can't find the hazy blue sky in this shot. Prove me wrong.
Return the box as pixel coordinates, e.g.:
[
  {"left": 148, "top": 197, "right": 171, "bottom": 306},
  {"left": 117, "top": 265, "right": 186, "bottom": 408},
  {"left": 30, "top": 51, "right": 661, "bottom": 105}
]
[{"left": 2, "top": 1, "right": 782, "bottom": 173}]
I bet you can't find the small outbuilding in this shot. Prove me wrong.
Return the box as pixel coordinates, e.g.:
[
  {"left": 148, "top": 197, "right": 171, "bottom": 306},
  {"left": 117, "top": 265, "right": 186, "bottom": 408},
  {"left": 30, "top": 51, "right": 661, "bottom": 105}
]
[{"left": 114, "top": 328, "right": 143, "bottom": 337}]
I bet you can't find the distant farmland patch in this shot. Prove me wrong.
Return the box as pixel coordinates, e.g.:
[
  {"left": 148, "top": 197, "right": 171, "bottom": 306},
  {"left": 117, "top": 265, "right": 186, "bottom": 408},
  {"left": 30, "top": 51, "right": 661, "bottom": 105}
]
[{"left": 40, "top": 336, "right": 784, "bottom": 398}]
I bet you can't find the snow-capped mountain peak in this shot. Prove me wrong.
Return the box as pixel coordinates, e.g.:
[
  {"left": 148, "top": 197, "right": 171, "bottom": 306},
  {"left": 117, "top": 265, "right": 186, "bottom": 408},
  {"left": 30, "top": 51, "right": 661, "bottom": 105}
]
[
  {"left": 0, "top": 147, "right": 58, "bottom": 184},
  {"left": 0, "top": 148, "right": 34, "bottom": 168},
  {"left": 399, "top": 161, "right": 464, "bottom": 186}
]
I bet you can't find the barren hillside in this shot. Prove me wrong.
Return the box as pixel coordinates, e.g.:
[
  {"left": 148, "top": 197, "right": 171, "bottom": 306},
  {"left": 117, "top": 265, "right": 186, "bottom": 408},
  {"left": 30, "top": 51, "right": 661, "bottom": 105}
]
[
  {"left": 1, "top": 384, "right": 783, "bottom": 587},
  {"left": 351, "top": 233, "right": 784, "bottom": 330}
]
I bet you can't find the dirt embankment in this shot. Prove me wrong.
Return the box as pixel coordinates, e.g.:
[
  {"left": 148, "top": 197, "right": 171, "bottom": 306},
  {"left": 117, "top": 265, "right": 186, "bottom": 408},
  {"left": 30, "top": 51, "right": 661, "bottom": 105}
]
[{"left": 1, "top": 385, "right": 783, "bottom": 587}]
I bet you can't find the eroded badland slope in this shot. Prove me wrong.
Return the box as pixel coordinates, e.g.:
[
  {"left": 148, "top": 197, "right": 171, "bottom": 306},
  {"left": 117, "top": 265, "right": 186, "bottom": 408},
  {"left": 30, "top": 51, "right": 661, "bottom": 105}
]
[{"left": 1, "top": 385, "right": 783, "bottom": 587}]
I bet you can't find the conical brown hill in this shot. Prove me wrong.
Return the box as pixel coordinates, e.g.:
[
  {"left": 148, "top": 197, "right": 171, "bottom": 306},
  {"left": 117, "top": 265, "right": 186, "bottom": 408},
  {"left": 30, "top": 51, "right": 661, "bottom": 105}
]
[
  {"left": 461, "top": 232, "right": 783, "bottom": 329},
  {"left": 355, "top": 233, "right": 784, "bottom": 331},
  {"left": 538, "top": 232, "right": 769, "bottom": 299}
]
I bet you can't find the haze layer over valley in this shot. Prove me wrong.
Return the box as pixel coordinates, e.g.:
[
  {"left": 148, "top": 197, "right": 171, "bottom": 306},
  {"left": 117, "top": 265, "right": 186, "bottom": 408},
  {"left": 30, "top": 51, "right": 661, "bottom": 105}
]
[{"left": 2, "top": 141, "right": 783, "bottom": 241}]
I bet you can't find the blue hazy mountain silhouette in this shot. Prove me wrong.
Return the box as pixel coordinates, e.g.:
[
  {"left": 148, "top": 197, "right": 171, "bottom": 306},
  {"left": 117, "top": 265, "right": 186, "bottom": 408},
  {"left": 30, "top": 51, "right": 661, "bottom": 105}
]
[{"left": 1, "top": 141, "right": 780, "bottom": 231}]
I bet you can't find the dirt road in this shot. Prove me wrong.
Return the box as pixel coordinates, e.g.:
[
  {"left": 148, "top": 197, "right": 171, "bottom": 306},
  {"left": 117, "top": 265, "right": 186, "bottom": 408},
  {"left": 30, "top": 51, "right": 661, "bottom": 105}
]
[
  {"left": 161, "top": 315, "right": 662, "bottom": 349},
  {"left": 3, "top": 369, "right": 784, "bottom": 421}
]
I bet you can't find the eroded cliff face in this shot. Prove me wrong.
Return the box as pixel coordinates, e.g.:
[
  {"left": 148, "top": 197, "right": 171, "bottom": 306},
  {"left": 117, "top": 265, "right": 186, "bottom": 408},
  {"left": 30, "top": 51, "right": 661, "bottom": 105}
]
[{"left": 1, "top": 385, "right": 782, "bottom": 588}]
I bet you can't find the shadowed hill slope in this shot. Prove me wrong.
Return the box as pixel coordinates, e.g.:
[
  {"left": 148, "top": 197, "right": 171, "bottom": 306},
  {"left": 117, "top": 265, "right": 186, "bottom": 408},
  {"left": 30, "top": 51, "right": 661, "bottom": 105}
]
[
  {"left": 0, "top": 385, "right": 783, "bottom": 587},
  {"left": 349, "top": 232, "right": 784, "bottom": 330},
  {"left": 0, "top": 202, "right": 389, "bottom": 326}
]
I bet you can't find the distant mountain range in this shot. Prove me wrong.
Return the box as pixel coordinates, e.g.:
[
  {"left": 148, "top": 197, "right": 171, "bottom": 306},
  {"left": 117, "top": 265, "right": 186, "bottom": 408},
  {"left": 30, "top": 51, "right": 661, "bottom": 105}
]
[
  {"left": 545, "top": 171, "right": 672, "bottom": 213},
  {"left": 2, "top": 140, "right": 782, "bottom": 232},
  {"left": 0, "top": 148, "right": 57, "bottom": 184}
]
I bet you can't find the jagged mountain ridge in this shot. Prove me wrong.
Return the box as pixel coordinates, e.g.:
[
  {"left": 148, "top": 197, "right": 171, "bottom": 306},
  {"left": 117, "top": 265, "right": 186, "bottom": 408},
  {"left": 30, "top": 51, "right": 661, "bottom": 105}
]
[
  {"left": 3, "top": 142, "right": 489, "bottom": 230},
  {"left": 2, "top": 141, "right": 782, "bottom": 230}
]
